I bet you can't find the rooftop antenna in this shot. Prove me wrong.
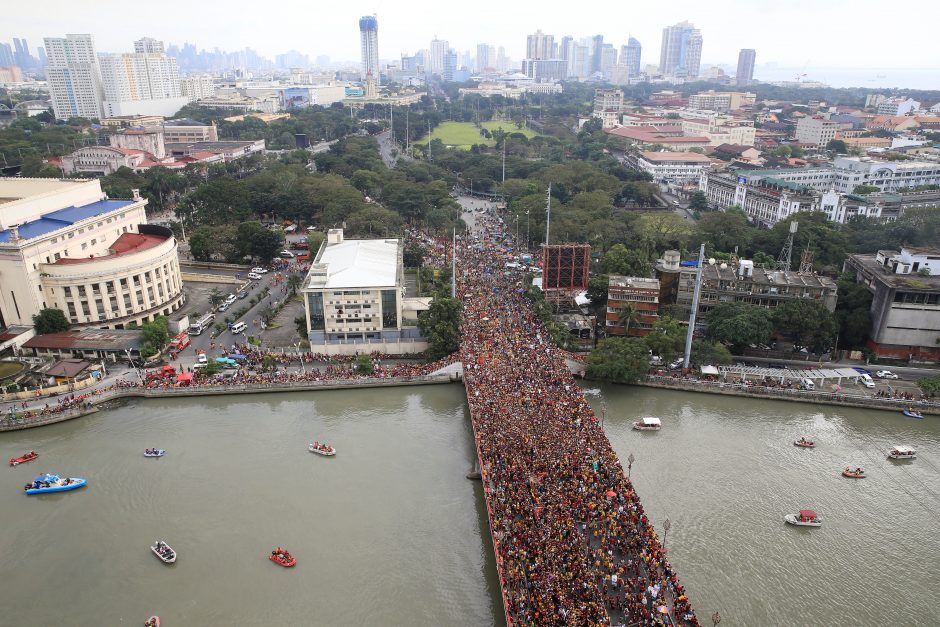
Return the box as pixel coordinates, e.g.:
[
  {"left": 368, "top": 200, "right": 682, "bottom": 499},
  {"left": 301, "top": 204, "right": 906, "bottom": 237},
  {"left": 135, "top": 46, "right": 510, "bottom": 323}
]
[{"left": 777, "top": 221, "right": 798, "bottom": 271}]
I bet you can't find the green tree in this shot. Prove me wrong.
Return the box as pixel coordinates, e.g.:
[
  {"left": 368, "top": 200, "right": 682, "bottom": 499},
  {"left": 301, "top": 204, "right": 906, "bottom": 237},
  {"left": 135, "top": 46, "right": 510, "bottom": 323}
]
[
  {"left": 601, "top": 244, "right": 652, "bottom": 277},
  {"left": 418, "top": 296, "right": 462, "bottom": 360},
  {"left": 139, "top": 316, "right": 170, "bottom": 357},
  {"left": 615, "top": 303, "right": 639, "bottom": 335},
  {"left": 834, "top": 273, "right": 873, "bottom": 349},
  {"left": 199, "top": 361, "right": 224, "bottom": 376},
  {"left": 356, "top": 353, "right": 374, "bottom": 375},
  {"left": 404, "top": 243, "right": 426, "bottom": 268},
  {"left": 917, "top": 375, "right": 940, "bottom": 397},
  {"left": 691, "top": 339, "right": 732, "bottom": 366},
  {"left": 208, "top": 288, "right": 225, "bottom": 309},
  {"left": 644, "top": 316, "right": 687, "bottom": 362},
  {"left": 704, "top": 302, "right": 773, "bottom": 351},
  {"left": 287, "top": 274, "right": 303, "bottom": 294},
  {"left": 852, "top": 184, "right": 880, "bottom": 195},
  {"left": 586, "top": 337, "right": 650, "bottom": 384},
  {"left": 826, "top": 139, "right": 847, "bottom": 154},
  {"left": 772, "top": 299, "right": 838, "bottom": 352},
  {"left": 32, "top": 308, "right": 70, "bottom": 334},
  {"left": 307, "top": 230, "right": 326, "bottom": 254},
  {"left": 688, "top": 191, "right": 709, "bottom": 211},
  {"left": 693, "top": 209, "right": 754, "bottom": 253},
  {"left": 249, "top": 226, "right": 284, "bottom": 261}
]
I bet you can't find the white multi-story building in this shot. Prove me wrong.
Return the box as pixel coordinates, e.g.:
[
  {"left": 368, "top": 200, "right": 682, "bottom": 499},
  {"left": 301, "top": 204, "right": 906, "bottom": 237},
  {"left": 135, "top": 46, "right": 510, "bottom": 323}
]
[
  {"left": 795, "top": 115, "right": 842, "bottom": 146},
  {"left": 133, "top": 37, "right": 164, "bottom": 54},
  {"left": 592, "top": 88, "right": 623, "bottom": 128},
  {"left": 680, "top": 115, "right": 756, "bottom": 146},
  {"left": 659, "top": 21, "right": 702, "bottom": 79},
  {"left": 180, "top": 75, "right": 215, "bottom": 102},
  {"left": 635, "top": 151, "right": 711, "bottom": 183},
  {"left": 428, "top": 39, "right": 449, "bottom": 74},
  {"left": 301, "top": 229, "right": 430, "bottom": 355},
  {"left": 43, "top": 34, "right": 104, "bottom": 119},
  {"left": 0, "top": 179, "right": 184, "bottom": 330},
  {"left": 687, "top": 90, "right": 755, "bottom": 112},
  {"left": 98, "top": 44, "right": 188, "bottom": 117},
  {"left": 877, "top": 97, "right": 920, "bottom": 116}
]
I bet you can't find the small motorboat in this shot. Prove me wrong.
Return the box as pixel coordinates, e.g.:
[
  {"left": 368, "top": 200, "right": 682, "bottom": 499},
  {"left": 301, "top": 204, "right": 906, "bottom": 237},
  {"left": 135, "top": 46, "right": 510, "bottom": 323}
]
[
  {"left": 151, "top": 540, "right": 177, "bottom": 564},
  {"left": 145, "top": 617, "right": 160, "bottom": 627},
  {"left": 144, "top": 449, "right": 166, "bottom": 458},
  {"left": 902, "top": 409, "right": 924, "bottom": 419},
  {"left": 269, "top": 548, "right": 296, "bottom": 567},
  {"left": 785, "top": 509, "right": 822, "bottom": 527},
  {"left": 24, "top": 474, "right": 87, "bottom": 495},
  {"left": 793, "top": 438, "right": 815, "bottom": 448},
  {"left": 9, "top": 451, "right": 38, "bottom": 466},
  {"left": 633, "top": 417, "right": 662, "bottom": 431},
  {"left": 842, "top": 468, "right": 866, "bottom": 478},
  {"left": 888, "top": 445, "right": 916, "bottom": 460},
  {"left": 308, "top": 442, "right": 336, "bottom": 456}
]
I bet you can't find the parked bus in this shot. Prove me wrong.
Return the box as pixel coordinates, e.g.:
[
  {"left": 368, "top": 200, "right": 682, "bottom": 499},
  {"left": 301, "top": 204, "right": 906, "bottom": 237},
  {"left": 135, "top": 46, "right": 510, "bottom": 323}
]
[{"left": 189, "top": 313, "right": 216, "bottom": 336}]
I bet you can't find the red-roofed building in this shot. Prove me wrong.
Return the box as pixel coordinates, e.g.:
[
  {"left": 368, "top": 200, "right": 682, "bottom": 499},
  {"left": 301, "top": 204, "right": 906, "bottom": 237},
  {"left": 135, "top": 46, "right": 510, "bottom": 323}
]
[{"left": 605, "top": 126, "right": 711, "bottom": 150}]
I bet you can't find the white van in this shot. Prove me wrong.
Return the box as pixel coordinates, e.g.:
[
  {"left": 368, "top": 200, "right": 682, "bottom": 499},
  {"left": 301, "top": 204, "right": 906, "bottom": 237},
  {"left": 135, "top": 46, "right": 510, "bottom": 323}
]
[
  {"left": 230, "top": 321, "right": 247, "bottom": 334},
  {"left": 859, "top": 373, "right": 875, "bottom": 388},
  {"left": 800, "top": 378, "right": 815, "bottom": 391}
]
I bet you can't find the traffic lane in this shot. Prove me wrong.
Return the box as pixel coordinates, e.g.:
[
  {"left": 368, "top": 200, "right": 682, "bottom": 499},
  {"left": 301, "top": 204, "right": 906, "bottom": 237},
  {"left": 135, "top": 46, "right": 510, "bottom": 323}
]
[
  {"left": 731, "top": 356, "right": 934, "bottom": 381},
  {"left": 183, "top": 272, "right": 280, "bottom": 353}
]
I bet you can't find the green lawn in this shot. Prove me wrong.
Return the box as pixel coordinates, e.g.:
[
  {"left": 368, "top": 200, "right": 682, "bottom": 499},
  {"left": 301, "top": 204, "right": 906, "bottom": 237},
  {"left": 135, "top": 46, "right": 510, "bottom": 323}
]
[
  {"left": 418, "top": 121, "right": 540, "bottom": 150},
  {"left": 0, "top": 361, "right": 25, "bottom": 380}
]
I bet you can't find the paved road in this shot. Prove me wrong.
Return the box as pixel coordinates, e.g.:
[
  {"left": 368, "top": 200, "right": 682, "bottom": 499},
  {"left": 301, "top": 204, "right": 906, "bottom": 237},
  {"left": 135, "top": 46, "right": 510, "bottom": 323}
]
[{"left": 376, "top": 130, "right": 410, "bottom": 169}]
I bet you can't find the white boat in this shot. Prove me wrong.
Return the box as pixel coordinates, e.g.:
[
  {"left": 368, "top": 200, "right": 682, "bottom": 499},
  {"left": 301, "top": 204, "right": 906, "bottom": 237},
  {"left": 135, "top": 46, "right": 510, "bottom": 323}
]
[
  {"left": 308, "top": 443, "right": 336, "bottom": 456},
  {"left": 633, "top": 417, "right": 662, "bottom": 431},
  {"left": 785, "top": 510, "right": 822, "bottom": 527},
  {"left": 151, "top": 540, "right": 177, "bottom": 564},
  {"left": 888, "top": 445, "right": 916, "bottom": 460}
]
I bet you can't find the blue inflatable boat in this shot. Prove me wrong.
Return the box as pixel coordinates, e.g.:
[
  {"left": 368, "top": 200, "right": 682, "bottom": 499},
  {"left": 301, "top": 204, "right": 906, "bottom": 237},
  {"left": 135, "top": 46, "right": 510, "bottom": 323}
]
[{"left": 24, "top": 474, "right": 87, "bottom": 495}]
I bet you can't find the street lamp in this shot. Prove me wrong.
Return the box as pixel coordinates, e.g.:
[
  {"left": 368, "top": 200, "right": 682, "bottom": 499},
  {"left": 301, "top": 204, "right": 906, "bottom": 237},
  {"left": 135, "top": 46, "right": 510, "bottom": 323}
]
[
  {"left": 663, "top": 518, "right": 671, "bottom": 549},
  {"left": 627, "top": 453, "right": 635, "bottom": 479},
  {"left": 525, "top": 210, "right": 530, "bottom": 249},
  {"left": 514, "top": 215, "right": 520, "bottom": 246},
  {"left": 294, "top": 341, "right": 306, "bottom": 374},
  {"left": 600, "top": 401, "right": 607, "bottom": 429}
]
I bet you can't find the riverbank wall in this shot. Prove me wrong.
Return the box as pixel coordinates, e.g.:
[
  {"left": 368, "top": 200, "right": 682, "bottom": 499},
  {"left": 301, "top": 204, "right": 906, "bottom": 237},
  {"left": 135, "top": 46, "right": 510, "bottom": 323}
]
[
  {"left": 0, "top": 374, "right": 458, "bottom": 432},
  {"left": 637, "top": 376, "right": 940, "bottom": 415}
]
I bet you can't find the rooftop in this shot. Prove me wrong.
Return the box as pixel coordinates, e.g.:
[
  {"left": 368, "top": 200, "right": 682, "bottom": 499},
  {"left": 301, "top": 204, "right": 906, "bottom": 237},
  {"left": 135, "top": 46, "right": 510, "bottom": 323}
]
[
  {"left": 639, "top": 151, "right": 711, "bottom": 163},
  {"left": 305, "top": 236, "right": 400, "bottom": 290},
  {"left": 53, "top": 232, "right": 167, "bottom": 264},
  {"left": 0, "top": 199, "right": 137, "bottom": 244},
  {"left": 46, "top": 359, "right": 93, "bottom": 378},
  {"left": 848, "top": 253, "right": 940, "bottom": 292},
  {"left": 23, "top": 329, "right": 143, "bottom": 351}
]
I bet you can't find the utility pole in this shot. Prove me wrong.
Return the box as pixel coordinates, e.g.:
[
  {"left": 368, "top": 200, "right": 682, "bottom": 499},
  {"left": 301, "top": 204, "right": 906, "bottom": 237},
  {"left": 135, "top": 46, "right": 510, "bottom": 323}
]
[
  {"left": 683, "top": 244, "right": 706, "bottom": 371},
  {"left": 427, "top": 120, "right": 432, "bottom": 161},
  {"left": 451, "top": 227, "right": 456, "bottom": 297},
  {"left": 544, "top": 184, "right": 552, "bottom": 246},
  {"left": 501, "top": 139, "right": 506, "bottom": 183},
  {"left": 405, "top": 107, "right": 410, "bottom": 156}
]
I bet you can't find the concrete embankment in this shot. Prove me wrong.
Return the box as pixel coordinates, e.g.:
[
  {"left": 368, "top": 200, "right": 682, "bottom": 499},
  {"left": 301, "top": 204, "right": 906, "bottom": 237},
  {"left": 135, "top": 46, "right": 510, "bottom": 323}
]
[
  {"left": 0, "top": 374, "right": 458, "bottom": 432},
  {"left": 636, "top": 377, "right": 940, "bottom": 415}
]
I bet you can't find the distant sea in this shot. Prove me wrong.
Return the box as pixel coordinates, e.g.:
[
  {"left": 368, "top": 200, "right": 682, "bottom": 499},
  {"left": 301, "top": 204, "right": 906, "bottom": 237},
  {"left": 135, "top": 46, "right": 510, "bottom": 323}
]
[{"left": 753, "top": 66, "right": 939, "bottom": 91}]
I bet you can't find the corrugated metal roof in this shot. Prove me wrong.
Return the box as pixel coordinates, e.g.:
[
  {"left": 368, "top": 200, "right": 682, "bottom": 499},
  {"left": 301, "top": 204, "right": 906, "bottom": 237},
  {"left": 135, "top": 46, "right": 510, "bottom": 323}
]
[
  {"left": 307, "top": 238, "right": 399, "bottom": 289},
  {"left": 0, "top": 199, "right": 135, "bottom": 243}
]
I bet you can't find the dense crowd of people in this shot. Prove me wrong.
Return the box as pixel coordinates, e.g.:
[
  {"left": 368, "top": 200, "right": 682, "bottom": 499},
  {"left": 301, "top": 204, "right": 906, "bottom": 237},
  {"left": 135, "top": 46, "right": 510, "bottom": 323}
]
[{"left": 455, "top": 209, "right": 697, "bottom": 626}]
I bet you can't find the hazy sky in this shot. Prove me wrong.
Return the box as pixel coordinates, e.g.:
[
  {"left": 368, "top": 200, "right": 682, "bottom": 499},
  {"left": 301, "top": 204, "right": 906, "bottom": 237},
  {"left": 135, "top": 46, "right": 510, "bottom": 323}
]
[{"left": 4, "top": 0, "right": 938, "bottom": 69}]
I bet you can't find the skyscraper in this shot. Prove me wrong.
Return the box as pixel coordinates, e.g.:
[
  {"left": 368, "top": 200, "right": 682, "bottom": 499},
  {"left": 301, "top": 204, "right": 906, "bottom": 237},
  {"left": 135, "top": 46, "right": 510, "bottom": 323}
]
[
  {"left": 359, "top": 15, "right": 379, "bottom": 83},
  {"left": 429, "top": 38, "right": 448, "bottom": 74},
  {"left": 590, "top": 35, "right": 604, "bottom": 73},
  {"left": 476, "top": 44, "right": 492, "bottom": 72},
  {"left": 134, "top": 37, "right": 165, "bottom": 54},
  {"left": 621, "top": 37, "right": 642, "bottom": 77},
  {"left": 13, "top": 38, "right": 32, "bottom": 69},
  {"left": 559, "top": 36, "right": 574, "bottom": 61},
  {"left": 736, "top": 48, "right": 756, "bottom": 86},
  {"left": 526, "top": 30, "right": 554, "bottom": 60},
  {"left": 600, "top": 46, "right": 618, "bottom": 80},
  {"left": 659, "top": 21, "right": 702, "bottom": 79},
  {"left": 44, "top": 34, "right": 104, "bottom": 119},
  {"left": 0, "top": 43, "right": 13, "bottom": 68}
]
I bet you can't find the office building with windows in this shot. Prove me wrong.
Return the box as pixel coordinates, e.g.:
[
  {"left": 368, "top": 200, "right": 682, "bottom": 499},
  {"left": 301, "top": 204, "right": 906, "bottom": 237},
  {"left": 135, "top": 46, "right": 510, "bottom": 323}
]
[
  {"left": 659, "top": 21, "right": 702, "bottom": 79},
  {"left": 736, "top": 49, "right": 755, "bottom": 86},
  {"left": 359, "top": 15, "right": 380, "bottom": 83},
  {"left": 301, "top": 229, "right": 430, "bottom": 354},
  {"left": 44, "top": 33, "right": 105, "bottom": 119}
]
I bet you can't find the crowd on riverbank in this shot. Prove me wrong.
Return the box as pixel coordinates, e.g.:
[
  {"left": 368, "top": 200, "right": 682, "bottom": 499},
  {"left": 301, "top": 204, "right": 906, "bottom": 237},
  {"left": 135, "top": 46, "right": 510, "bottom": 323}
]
[{"left": 456, "top": 211, "right": 696, "bottom": 626}]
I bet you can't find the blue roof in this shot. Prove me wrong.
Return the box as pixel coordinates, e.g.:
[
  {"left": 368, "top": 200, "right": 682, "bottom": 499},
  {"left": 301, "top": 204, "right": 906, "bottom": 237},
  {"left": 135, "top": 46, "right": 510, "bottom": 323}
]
[{"left": 0, "top": 199, "right": 135, "bottom": 243}]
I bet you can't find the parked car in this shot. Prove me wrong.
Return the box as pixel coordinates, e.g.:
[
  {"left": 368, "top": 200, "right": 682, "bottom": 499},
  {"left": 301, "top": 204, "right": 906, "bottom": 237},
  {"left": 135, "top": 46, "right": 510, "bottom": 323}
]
[
  {"left": 238, "top": 290, "right": 248, "bottom": 299},
  {"left": 858, "top": 373, "right": 876, "bottom": 388},
  {"left": 224, "top": 294, "right": 237, "bottom": 305},
  {"left": 218, "top": 302, "right": 230, "bottom": 312},
  {"left": 197, "top": 353, "right": 208, "bottom": 364},
  {"left": 669, "top": 358, "right": 684, "bottom": 369},
  {"left": 247, "top": 272, "right": 262, "bottom": 280},
  {"left": 251, "top": 267, "right": 268, "bottom": 274},
  {"left": 279, "top": 250, "right": 295, "bottom": 259},
  {"left": 876, "top": 370, "right": 899, "bottom": 379}
]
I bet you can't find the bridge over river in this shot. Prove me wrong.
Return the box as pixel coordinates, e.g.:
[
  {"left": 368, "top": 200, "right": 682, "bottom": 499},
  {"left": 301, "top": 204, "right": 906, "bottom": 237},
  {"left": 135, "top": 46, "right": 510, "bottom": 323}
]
[{"left": 454, "top": 208, "right": 698, "bottom": 626}]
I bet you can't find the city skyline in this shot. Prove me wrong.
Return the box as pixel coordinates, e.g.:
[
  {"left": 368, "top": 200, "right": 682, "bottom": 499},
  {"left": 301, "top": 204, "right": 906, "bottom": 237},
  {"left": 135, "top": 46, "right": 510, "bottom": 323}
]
[{"left": 3, "top": 0, "right": 937, "bottom": 73}]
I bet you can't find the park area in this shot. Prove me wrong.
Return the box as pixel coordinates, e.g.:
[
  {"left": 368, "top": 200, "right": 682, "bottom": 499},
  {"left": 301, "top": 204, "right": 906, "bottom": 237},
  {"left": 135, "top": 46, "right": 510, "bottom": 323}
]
[{"left": 420, "top": 121, "right": 539, "bottom": 149}]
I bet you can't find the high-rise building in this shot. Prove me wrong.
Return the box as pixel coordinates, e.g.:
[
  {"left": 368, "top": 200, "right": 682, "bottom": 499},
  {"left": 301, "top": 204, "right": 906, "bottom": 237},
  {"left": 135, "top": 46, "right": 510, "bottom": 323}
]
[
  {"left": 590, "top": 35, "right": 604, "bottom": 73},
  {"left": 429, "top": 38, "right": 448, "bottom": 74},
  {"left": 13, "top": 38, "right": 32, "bottom": 69},
  {"left": 37, "top": 47, "right": 47, "bottom": 67},
  {"left": 359, "top": 15, "right": 380, "bottom": 83},
  {"left": 476, "top": 44, "right": 492, "bottom": 72},
  {"left": 736, "top": 49, "right": 756, "bottom": 86},
  {"left": 134, "top": 37, "right": 165, "bottom": 54},
  {"left": 600, "top": 46, "right": 618, "bottom": 80},
  {"left": 443, "top": 49, "right": 457, "bottom": 81},
  {"left": 621, "top": 37, "right": 642, "bottom": 77},
  {"left": 0, "top": 43, "right": 13, "bottom": 68},
  {"left": 44, "top": 34, "right": 105, "bottom": 119},
  {"left": 659, "top": 21, "right": 703, "bottom": 79},
  {"left": 559, "top": 36, "right": 573, "bottom": 61},
  {"left": 526, "top": 30, "right": 554, "bottom": 60},
  {"left": 569, "top": 44, "right": 591, "bottom": 79},
  {"left": 180, "top": 74, "right": 215, "bottom": 101}
]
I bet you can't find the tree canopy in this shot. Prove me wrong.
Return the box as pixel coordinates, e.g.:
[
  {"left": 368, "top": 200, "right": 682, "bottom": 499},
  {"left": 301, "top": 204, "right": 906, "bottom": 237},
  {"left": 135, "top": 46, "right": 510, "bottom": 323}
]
[
  {"left": 704, "top": 302, "right": 774, "bottom": 350},
  {"left": 32, "top": 308, "right": 70, "bottom": 335},
  {"left": 586, "top": 337, "right": 651, "bottom": 384}
]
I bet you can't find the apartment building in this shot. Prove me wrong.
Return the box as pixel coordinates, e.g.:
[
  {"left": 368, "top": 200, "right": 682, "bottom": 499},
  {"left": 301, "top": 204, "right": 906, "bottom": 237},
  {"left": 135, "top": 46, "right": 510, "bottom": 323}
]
[
  {"left": 605, "top": 276, "right": 660, "bottom": 337},
  {"left": 687, "top": 90, "right": 755, "bottom": 112},
  {"left": 634, "top": 151, "right": 711, "bottom": 183},
  {"left": 795, "top": 116, "right": 842, "bottom": 146},
  {"left": 44, "top": 34, "right": 104, "bottom": 119}
]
